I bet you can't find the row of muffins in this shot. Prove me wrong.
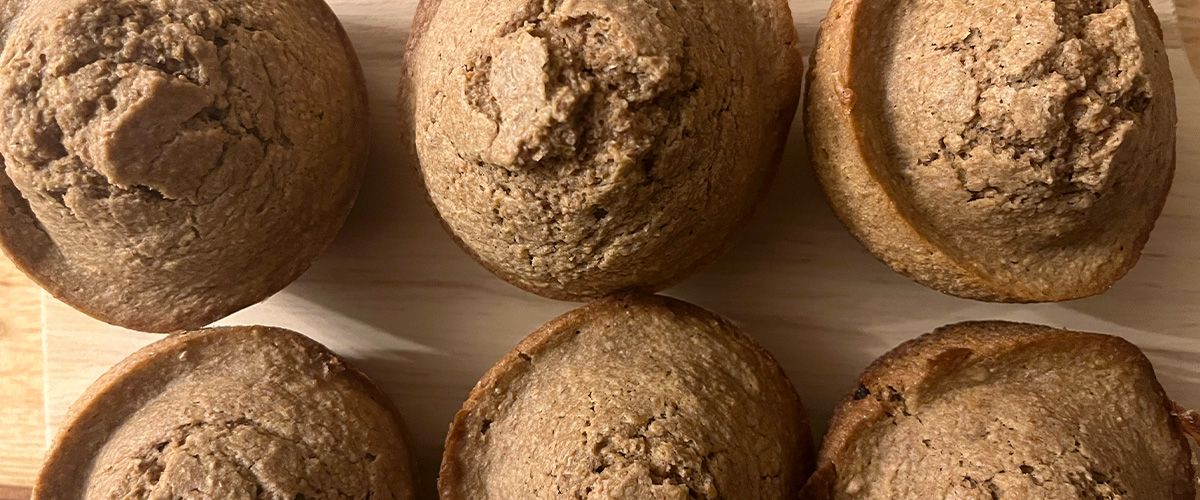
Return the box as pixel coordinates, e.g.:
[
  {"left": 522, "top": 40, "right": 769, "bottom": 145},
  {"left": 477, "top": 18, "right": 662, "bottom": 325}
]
[
  {"left": 0, "top": 0, "right": 1190, "bottom": 498},
  {"left": 0, "top": 0, "right": 1178, "bottom": 335},
  {"left": 35, "top": 294, "right": 1199, "bottom": 498}
]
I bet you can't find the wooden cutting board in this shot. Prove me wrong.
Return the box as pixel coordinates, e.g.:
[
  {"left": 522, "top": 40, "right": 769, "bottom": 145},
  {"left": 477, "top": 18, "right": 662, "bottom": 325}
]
[{"left": 40, "top": 0, "right": 1200, "bottom": 494}]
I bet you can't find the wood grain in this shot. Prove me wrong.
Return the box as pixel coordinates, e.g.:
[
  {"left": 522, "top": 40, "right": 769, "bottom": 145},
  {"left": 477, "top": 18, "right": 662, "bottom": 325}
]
[
  {"left": 22, "top": 0, "right": 1200, "bottom": 497},
  {"left": 1180, "top": 0, "right": 1200, "bottom": 77},
  {"left": 0, "top": 486, "right": 31, "bottom": 500},
  {"left": 0, "top": 254, "right": 43, "bottom": 489}
]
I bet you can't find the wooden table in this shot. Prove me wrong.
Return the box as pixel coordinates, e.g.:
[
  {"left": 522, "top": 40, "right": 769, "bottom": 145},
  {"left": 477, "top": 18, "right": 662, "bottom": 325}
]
[
  {"left": 0, "top": 256, "right": 42, "bottom": 498},
  {"left": 4, "top": 1, "right": 1200, "bottom": 498},
  {"left": 1183, "top": 0, "right": 1200, "bottom": 76}
]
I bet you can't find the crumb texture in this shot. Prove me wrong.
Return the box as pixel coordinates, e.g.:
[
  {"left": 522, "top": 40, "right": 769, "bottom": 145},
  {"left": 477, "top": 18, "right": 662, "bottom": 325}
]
[
  {"left": 822, "top": 323, "right": 1194, "bottom": 499},
  {"left": 870, "top": 0, "right": 1174, "bottom": 284},
  {"left": 0, "top": 0, "right": 367, "bottom": 331},
  {"left": 407, "top": 0, "right": 801, "bottom": 298},
  {"left": 36, "top": 327, "right": 413, "bottom": 499},
  {"left": 442, "top": 296, "right": 811, "bottom": 499}
]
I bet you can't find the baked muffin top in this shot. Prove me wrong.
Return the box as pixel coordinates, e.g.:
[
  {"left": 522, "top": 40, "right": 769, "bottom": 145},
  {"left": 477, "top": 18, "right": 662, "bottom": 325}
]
[
  {"left": 440, "top": 294, "right": 813, "bottom": 499},
  {"left": 807, "top": 0, "right": 1175, "bottom": 301},
  {"left": 35, "top": 326, "right": 414, "bottom": 499},
  {"left": 405, "top": 0, "right": 802, "bottom": 300},
  {"left": 0, "top": 0, "right": 368, "bottom": 332},
  {"left": 803, "top": 321, "right": 1195, "bottom": 500}
]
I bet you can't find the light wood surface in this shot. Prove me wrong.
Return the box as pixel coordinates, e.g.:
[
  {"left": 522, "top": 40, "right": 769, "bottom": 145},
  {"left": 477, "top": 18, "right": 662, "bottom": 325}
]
[
  {"left": 1181, "top": 0, "right": 1200, "bottom": 76},
  {"left": 1, "top": 0, "right": 1194, "bottom": 497},
  {"left": 0, "top": 253, "right": 42, "bottom": 496}
]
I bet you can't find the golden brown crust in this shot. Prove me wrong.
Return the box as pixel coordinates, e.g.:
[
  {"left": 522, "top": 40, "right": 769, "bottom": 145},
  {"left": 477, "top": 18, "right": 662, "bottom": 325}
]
[
  {"left": 1172, "top": 404, "right": 1200, "bottom": 443},
  {"left": 806, "top": 0, "right": 1176, "bottom": 303},
  {"left": 804, "top": 321, "right": 1195, "bottom": 499},
  {"left": 439, "top": 294, "right": 814, "bottom": 498},
  {"left": 404, "top": 0, "right": 802, "bottom": 301},
  {"left": 0, "top": 0, "right": 369, "bottom": 333},
  {"left": 34, "top": 326, "right": 414, "bottom": 498},
  {"left": 805, "top": 0, "right": 989, "bottom": 300},
  {"left": 403, "top": 0, "right": 801, "bottom": 303}
]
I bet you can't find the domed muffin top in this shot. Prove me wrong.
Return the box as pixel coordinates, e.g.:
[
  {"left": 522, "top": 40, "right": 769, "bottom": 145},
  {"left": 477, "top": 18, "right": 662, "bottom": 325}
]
[
  {"left": 35, "top": 326, "right": 414, "bottom": 499},
  {"left": 406, "top": 0, "right": 802, "bottom": 299},
  {"left": 440, "top": 294, "right": 814, "bottom": 499},
  {"left": 807, "top": 0, "right": 1175, "bottom": 301},
  {"left": 0, "top": 0, "right": 368, "bottom": 331},
  {"left": 803, "top": 321, "right": 1194, "bottom": 499}
]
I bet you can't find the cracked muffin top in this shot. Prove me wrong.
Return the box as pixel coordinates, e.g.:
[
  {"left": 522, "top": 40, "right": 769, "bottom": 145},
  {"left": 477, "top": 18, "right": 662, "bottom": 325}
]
[
  {"left": 404, "top": 0, "right": 802, "bottom": 300},
  {"left": 34, "top": 326, "right": 414, "bottom": 499},
  {"left": 0, "top": 0, "right": 368, "bottom": 332},
  {"left": 807, "top": 0, "right": 1175, "bottom": 302},
  {"left": 801, "top": 321, "right": 1195, "bottom": 500},
  {"left": 439, "top": 294, "right": 814, "bottom": 499}
]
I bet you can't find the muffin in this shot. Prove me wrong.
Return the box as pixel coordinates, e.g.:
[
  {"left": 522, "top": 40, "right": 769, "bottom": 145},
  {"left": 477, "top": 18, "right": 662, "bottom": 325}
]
[
  {"left": 34, "top": 326, "right": 414, "bottom": 499},
  {"left": 806, "top": 0, "right": 1176, "bottom": 302},
  {"left": 802, "top": 321, "right": 1195, "bottom": 499},
  {"left": 404, "top": 0, "right": 803, "bottom": 300},
  {"left": 0, "top": 0, "right": 369, "bottom": 332},
  {"left": 0, "top": 1, "right": 23, "bottom": 34},
  {"left": 440, "top": 294, "right": 814, "bottom": 498}
]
